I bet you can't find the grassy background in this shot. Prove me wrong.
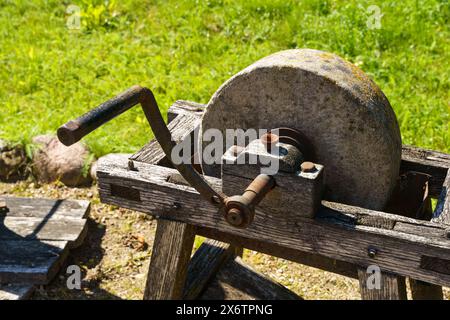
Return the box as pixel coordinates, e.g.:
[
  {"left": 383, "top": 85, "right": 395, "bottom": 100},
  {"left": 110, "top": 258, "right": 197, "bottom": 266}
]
[{"left": 0, "top": 0, "right": 448, "bottom": 157}]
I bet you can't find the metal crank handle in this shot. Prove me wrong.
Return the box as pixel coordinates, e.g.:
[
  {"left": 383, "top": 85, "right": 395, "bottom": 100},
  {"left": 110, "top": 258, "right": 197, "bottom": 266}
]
[
  {"left": 57, "top": 85, "right": 225, "bottom": 206},
  {"left": 224, "top": 174, "right": 275, "bottom": 228}
]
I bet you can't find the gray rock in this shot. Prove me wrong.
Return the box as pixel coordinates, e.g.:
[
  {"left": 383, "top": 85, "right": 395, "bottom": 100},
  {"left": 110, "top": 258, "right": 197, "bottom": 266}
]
[
  {"left": 31, "top": 135, "right": 94, "bottom": 187},
  {"left": 0, "top": 140, "right": 28, "bottom": 182}
]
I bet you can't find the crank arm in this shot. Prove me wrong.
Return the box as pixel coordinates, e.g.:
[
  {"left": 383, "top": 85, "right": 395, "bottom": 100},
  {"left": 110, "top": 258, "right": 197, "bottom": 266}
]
[
  {"left": 57, "top": 85, "right": 225, "bottom": 206},
  {"left": 57, "top": 85, "right": 275, "bottom": 228}
]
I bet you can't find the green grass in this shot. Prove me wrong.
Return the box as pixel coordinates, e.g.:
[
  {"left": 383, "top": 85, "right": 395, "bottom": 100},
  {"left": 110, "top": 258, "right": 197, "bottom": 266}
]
[{"left": 0, "top": 0, "right": 448, "bottom": 157}]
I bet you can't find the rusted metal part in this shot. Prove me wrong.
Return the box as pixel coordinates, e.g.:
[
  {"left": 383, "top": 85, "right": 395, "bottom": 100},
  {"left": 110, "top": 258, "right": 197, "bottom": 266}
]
[
  {"left": 224, "top": 174, "right": 275, "bottom": 228},
  {"left": 57, "top": 85, "right": 226, "bottom": 206},
  {"left": 272, "top": 127, "right": 315, "bottom": 161},
  {"left": 300, "top": 161, "right": 316, "bottom": 173}
]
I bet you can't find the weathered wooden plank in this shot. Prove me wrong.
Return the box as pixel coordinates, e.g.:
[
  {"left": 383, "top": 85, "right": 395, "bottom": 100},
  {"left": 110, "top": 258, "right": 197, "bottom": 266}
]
[
  {"left": 167, "top": 100, "right": 205, "bottom": 123},
  {"left": 196, "top": 227, "right": 358, "bottom": 279},
  {"left": 183, "top": 239, "right": 238, "bottom": 300},
  {"left": 200, "top": 256, "right": 300, "bottom": 300},
  {"left": 0, "top": 197, "right": 90, "bottom": 219},
  {"left": 357, "top": 268, "right": 407, "bottom": 300},
  {"left": 97, "top": 158, "right": 450, "bottom": 287},
  {"left": 401, "top": 145, "right": 450, "bottom": 198},
  {"left": 0, "top": 216, "right": 87, "bottom": 248},
  {"left": 143, "top": 220, "right": 196, "bottom": 300},
  {"left": 433, "top": 168, "right": 450, "bottom": 225},
  {"left": 0, "top": 240, "right": 68, "bottom": 284},
  {"left": 130, "top": 112, "right": 201, "bottom": 165},
  {"left": 0, "top": 284, "right": 34, "bottom": 300},
  {"left": 409, "top": 279, "right": 444, "bottom": 300}
]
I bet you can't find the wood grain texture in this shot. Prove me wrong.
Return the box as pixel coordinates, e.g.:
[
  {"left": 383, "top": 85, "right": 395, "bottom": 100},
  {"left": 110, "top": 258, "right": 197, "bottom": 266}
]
[
  {"left": 433, "top": 169, "right": 450, "bottom": 225},
  {"left": 0, "top": 284, "right": 34, "bottom": 300},
  {"left": 0, "top": 240, "right": 68, "bottom": 284},
  {"left": 200, "top": 256, "right": 300, "bottom": 300},
  {"left": 0, "top": 197, "right": 90, "bottom": 219},
  {"left": 130, "top": 112, "right": 201, "bottom": 166},
  {"left": 0, "top": 216, "right": 87, "bottom": 247},
  {"left": 0, "top": 198, "right": 89, "bottom": 285},
  {"left": 401, "top": 145, "right": 450, "bottom": 198},
  {"left": 97, "top": 157, "right": 450, "bottom": 287},
  {"left": 357, "top": 268, "right": 407, "bottom": 300},
  {"left": 143, "top": 219, "right": 196, "bottom": 300},
  {"left": 183, "top": 239, "right": 238, "bottom": 300}
]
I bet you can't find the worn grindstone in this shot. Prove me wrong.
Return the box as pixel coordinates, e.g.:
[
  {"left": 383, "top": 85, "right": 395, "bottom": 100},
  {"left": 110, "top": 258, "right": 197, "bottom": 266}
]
[
  {"left": 0, "top": 140, "right": 28, "bottom": 182},
  {"left": 31, "top": 135, "right": 94, "bottom": 187},
  {"left": 200, "top": 49, "right": 402, "bottom": 210}
]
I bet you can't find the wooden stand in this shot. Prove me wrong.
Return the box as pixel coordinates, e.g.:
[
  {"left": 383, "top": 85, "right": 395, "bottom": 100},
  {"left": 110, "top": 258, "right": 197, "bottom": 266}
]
[{"left": 97, "top": 100, "right": 450, "bottom": 300}]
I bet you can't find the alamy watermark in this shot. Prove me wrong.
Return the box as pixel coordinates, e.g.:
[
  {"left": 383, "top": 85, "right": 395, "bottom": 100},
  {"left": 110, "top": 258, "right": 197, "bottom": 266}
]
[
  {"left": 366, "top": 5, "right": 383, "bottom": 30},
  {"left": 171, "top": 127, "right": 282, "bottom": 175},
  {"left": 66, "top": 265, "right": 81, "bottom": 290}
]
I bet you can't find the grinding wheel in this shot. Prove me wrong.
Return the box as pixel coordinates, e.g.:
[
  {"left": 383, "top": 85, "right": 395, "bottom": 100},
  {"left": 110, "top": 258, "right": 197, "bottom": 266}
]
[{"left": 200, "top": 49, "right": 402, "bottom": 210}]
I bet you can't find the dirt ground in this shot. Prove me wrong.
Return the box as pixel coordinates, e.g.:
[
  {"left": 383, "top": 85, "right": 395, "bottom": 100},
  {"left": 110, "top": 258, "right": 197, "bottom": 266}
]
[{"left": 1, "top": 180, "right": 448, "bottom": 300}]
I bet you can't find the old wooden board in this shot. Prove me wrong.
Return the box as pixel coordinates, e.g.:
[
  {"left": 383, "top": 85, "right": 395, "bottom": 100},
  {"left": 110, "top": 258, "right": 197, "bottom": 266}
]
[
  {"left": 433, "top": 169, "right": 450, "bottom": 225},
  {"left": 200, "top": 256, "right": 300, "bottom": 300},
  {"left": 357, "top": 268, "right": 407, "bottom": 300},
  {"left": 0, "top": 284, "right": 34, "bottom": 300},
  {"left": 183, "top": 239, "right": 239, "bottom": 300},
  {"left": 97, "top": 158, "right": 450, "bottom": 287},
  {"left": 143, "top": 219, "right": 196, "bottom": 300},
  {"left": 0, "top": 197, "right": 90, "bottom": 288}
]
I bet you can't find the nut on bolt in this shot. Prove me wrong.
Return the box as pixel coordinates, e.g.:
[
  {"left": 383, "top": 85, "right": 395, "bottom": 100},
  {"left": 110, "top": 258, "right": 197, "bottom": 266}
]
[
  {"left": 300, "top": 161, "right": 316, "bottom": 173},
  {"left": 368, "top": 246, "right": 378, "bottom": 258}
]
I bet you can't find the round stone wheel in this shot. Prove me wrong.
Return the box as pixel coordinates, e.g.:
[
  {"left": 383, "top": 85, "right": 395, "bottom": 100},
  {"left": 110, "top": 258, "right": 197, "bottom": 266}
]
[{"left": 200, "top": 49, "right": 402, "bottom": 210}]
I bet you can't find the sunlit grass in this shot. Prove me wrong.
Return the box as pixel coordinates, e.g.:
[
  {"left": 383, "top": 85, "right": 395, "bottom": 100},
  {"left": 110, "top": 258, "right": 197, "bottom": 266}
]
[{"left": 0, "top": 0, "right": 448, "bottom": 156}]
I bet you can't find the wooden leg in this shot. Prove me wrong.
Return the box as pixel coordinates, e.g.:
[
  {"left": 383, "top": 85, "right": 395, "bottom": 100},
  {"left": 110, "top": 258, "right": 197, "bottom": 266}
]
[
  {"left": 183, "top": 239, "right": 240, "bottom": 300},
  {"left": 143, "top": 219, "right": 196, "bottom": 300},
  {"left": 410, "top": 279, "right": 444, "bottom": 300},
  {"left": 357, "top": 268, "right": 407, "bottom": 300}
]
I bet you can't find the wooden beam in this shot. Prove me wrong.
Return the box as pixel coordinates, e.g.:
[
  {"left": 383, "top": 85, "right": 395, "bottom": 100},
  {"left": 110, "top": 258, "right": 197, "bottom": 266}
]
[
  {"left": 200, "top": 256, "right": 300, "bottom": 300},
  {"left": 97, "top": 158, "right": 450, "bottom": 287},
  {"left": 357, "top": 268, "right": 407, "bottom": 300},
  {"left": 433, "top": 168, "right": 450, "bottom": 225},
  {"left": 401, "top": 145, "right": 450, "bottom": 198},
  {"left": 143, "top": 219, "right": 196, "bottom": 300},
  {"left": 183, "top": 239, "right": 238, "bottom": 300}
]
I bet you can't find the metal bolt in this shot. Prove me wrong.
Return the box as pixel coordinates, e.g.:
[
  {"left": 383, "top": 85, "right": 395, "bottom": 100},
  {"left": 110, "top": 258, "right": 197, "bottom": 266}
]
[
  {"left": 171, "top": 202, "right": 181, "bottom": 210},
  {"left": 368, "top": 246, "right": 378, "bottom": 258},
  {"left": 128, "top": 160, "right": 138, "bottom": 171},
  {"left": 300, "top": 161, "right": 316, "bottom": 173},
  {"left": 226, "top": 208, "right": 244, "bottom": 227},
  {"left": 211, "top": 195, "right": 221, "bottom": 204},
  {"left": 0, "top": 200, "right": 8, "bottom": 215}
]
